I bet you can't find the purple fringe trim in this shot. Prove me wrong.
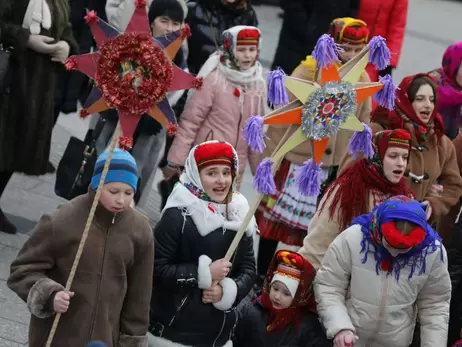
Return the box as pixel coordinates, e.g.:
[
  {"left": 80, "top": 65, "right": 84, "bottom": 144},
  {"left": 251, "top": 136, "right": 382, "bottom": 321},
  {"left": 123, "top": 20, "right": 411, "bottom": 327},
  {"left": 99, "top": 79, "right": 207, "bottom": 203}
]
[
  {"left": 374, "top": 74, "right": 397, "bottom": 110},
  {"left": 254, "top": 158, "right": 276, "bottom": 195},
  {"left": 267, "top": 67, "right": 289, "bottom": 108},
  {"left": 312, "top": 34, "right": 339, "bottom": 69},
  {"left": 295, "top": 159, "right": 322, "bottom": 196},
  {"left": 367, "top": 36, "right": 391, "bottom": 71},
  {"left": 348, "top": 123, "right": 374, "bottom": 160},
  {"left": 244, "top": 115, "right": 266, "bottom": 153}
]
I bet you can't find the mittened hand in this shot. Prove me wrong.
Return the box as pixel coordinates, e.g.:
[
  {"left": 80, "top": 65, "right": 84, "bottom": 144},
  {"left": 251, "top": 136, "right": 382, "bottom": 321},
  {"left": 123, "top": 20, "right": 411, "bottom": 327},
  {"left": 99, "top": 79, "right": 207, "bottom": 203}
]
[
  {"left": 51, "top": 41, "right": 70, "bottom": 63},
  {"left": 334, "top": 330, "right": 358, "bottom": 347},
  {"left": 27, "top": 35, "right": 57, "bottom": 54}
]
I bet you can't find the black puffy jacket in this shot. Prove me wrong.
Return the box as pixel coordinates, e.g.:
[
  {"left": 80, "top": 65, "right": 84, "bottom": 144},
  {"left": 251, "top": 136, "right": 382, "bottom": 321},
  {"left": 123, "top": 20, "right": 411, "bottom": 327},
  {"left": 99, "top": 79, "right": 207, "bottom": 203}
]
[
  {"left": 150, "top": 207, "right": 256, "bottom": 347},
  {"left": 234, "top": 299, "right": 332, "bottom": 347},
  {"left": 186, "top": 0, "right": 258, "bottom": 75}
]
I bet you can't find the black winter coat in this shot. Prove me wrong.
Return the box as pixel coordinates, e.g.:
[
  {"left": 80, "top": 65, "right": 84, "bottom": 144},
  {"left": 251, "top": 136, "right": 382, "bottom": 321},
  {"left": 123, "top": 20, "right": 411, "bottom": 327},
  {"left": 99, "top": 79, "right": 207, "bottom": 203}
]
[
  {"left": 150, "top": 207, "right": 256, "bottom": 347},
  {"left": 234, "top": 300, "right": 332, "bottom": 347},
  {"left": 55, "top": 0, "right": 107, "bottom": 116},
  {"left": 271, "top": 0, "right": 359, "bottom": 75},
  {"left": 186, "top": 0, "right": 258, "bottom": 75},
  {"left": 0, "top": 0, "right": 78, "bottom": 175}
]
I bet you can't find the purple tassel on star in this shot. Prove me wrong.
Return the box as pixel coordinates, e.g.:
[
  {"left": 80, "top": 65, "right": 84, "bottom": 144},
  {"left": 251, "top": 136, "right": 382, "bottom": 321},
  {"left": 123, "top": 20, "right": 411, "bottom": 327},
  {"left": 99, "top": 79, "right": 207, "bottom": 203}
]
[
  {"left": 267, "top": 67, "right": 289, "bottom": 108},
  {"left": 367, "top": 36, "right": 391, "bottom": 71},
  {"left": 374, "top": 74, "right": 397, "bottom": 110},
  {"left": 254, "top": 158, "right": 276, "bottom": 195},
  {"left": 295, "top": 159, "right": 322, "bottom": 196},
  {"left": 244, "top": 115, "right": 266, "bottom": 153},
  {"left": 348, "top": 123, "right": 374, "bottom": 160},
  {"left": 312, "top": 34, "right": 340, "bottom": 69}
]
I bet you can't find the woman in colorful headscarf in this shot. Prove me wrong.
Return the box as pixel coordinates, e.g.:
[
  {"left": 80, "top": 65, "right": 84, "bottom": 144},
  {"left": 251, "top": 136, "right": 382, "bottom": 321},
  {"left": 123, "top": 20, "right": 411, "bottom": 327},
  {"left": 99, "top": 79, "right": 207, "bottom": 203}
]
[
  {"left": 315, "top": 196, "right": 451, "bottom": 347},
  {"left": 428, "top": 41, "right": 462, "bottom": 140},
  {"left": 149, "top": 140, "right": 257, "bottom": 347},
  {"left": 233, "top": 250, "right": 330, "bottom": 347},
  {"left": 165, "top": 25, "right": 266, "bottom": 189},
  {"left": 255, "top": 17, "right": 372, "bottom": 285},
  {"left": 367, "top": 74, "right": 462, "bottom": 230},
  {"left": 299, "top": 129, "right": 415, "bottom": 270}
]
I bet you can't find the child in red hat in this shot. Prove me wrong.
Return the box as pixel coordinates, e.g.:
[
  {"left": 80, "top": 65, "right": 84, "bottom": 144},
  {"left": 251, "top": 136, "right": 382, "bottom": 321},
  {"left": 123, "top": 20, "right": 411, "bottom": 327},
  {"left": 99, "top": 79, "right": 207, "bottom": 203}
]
[{"left": 234, "top": 250, "right": 330, "bottom": 347}]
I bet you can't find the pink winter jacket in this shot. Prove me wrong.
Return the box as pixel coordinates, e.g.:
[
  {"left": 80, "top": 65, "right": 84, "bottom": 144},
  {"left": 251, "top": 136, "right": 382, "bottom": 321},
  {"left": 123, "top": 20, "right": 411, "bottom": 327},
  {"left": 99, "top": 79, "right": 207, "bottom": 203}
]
[{"left": 167, "top": 69, "right": 265, "bottom": 188}]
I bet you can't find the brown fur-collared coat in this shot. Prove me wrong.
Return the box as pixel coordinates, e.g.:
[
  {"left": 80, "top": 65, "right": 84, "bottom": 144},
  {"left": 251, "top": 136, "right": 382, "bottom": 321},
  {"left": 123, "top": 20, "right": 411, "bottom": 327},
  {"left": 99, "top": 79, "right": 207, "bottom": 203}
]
[{"left": 7, "top": 192, "right": 154, "bottom": 347}]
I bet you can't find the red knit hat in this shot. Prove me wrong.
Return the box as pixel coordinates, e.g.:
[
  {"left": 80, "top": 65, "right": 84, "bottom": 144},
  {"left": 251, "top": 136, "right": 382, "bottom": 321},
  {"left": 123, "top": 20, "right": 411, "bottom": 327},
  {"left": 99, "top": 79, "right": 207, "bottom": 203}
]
[
  {"left": 236, "top": 28, "right": 260, "bottom": 46},
  {"left": 374, "top": 129, "right": 412, "bottom": 161},
  {"left": 342, "top": 25, "right": 369, "bottom": 45},
  {"left": 194, "top": 141, "right": 235, "bottom": 171}
]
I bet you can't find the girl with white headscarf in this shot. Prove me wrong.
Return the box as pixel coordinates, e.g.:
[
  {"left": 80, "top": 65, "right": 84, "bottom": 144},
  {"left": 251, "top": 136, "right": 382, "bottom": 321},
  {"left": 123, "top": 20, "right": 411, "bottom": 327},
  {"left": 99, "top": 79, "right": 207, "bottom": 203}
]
[
  {"left": 164, "top": 25, "right": 267, "bottom": 189},
  {"left": 149, "top": 140, "right": 257, "bottom": 347}
]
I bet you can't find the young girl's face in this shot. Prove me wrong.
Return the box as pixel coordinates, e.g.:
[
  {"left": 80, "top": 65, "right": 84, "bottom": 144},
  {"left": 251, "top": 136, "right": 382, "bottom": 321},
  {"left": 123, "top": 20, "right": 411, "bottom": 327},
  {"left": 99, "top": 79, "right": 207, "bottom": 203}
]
[
  {"left": 99, "top": 182, "right": 135, "bottom": 213},
  {"left": 151, "top": 15, "right": 182, "bottom": 37},
  {"left": 411, "top": 84, "right": 435, "bottom": 124},
  {"left": 456, "top": 63, "right": 462, "bottom": 88},
  {"left": 199, "top": 165, "right": 233, "bottom": 203},
  {"left": 235, "top": 45, "right": 258, "bottom": 71},
  {"left": 269, "top": 281, "right": 293, "bottom": 309},
  {"left": 382, "top": 147, "right": 408, "bottom": 184},
  {"left": 338, "top": 43, "right": 363, "bottom": 63}
]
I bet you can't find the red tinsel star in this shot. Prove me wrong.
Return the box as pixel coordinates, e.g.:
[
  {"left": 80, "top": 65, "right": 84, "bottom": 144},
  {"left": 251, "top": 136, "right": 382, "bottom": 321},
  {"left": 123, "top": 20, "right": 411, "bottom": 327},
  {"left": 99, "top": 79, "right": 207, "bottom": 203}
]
[{"left": 64, "top": 3, "right": 202, "bottom": 151}]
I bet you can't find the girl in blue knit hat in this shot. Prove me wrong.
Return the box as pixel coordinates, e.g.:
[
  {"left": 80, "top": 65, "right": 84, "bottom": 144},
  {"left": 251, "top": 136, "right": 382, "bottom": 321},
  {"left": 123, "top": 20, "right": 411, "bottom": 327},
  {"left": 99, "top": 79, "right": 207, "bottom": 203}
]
[
  {"left": 314, "top": 195, "right": 451, "bottom": 347},
  {"left": 7, "top": 149, "right": 154, "bottom": 347}
]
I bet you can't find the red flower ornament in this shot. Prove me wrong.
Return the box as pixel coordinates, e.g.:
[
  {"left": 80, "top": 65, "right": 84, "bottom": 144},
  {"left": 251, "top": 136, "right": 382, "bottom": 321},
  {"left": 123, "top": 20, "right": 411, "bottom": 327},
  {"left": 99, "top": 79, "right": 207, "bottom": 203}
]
[
  {"left": 79, "top": 109, "right": 90, "bottom": 119},
  {"left": 84, "top": 10, "right": 98, "bottom": 24},
  {"left": 119, "top": 136, "right": 134, "bottom": 150}
]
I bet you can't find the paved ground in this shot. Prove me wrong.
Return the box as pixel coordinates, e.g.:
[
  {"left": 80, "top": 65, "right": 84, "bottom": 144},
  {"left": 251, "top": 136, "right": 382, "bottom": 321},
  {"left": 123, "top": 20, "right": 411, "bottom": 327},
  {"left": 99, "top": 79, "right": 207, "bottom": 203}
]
[{"left": 1, "top": 0, "right": 461, "bottom": 345}]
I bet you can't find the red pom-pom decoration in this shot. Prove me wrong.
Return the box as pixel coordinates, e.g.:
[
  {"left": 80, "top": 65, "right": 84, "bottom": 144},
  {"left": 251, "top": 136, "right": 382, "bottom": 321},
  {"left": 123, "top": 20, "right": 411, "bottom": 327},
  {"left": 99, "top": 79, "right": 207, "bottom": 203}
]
[
  {"left": 119, "top": 136, "right": 134, "bottom": 150},
  {"left": 96, "top": 33, "right": 174, "bottom": 115},
  {"left": 167, "top": 123, "right": 177, "bottom": 136},
  {"left": 79, "top": 109, "right": 90, "bottom": 119},
  {"left": 233, "top": 88, "right": 240, "bottom": 97},
  {"left": 135, "top": 0, "right": 147, "bottom": 8},
  {"left": 180, "top": 24, "right": 192, "bottom": 39},
  {"left": 192, "top": 77, "right": 204, "bottom": 90},
  {"left": 64, "top": 57, "right": 77, "bottom": 71},
  {"left": 84, "top": 10, "right": 98, "bottom": 24}
]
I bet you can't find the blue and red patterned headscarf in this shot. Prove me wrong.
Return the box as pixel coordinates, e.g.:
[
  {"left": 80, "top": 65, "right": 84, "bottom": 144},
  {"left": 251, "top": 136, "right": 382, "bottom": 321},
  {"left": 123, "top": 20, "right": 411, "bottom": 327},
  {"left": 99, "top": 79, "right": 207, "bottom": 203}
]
[{"left": 352, "top": 195, "right": 443, "bottom": 280}]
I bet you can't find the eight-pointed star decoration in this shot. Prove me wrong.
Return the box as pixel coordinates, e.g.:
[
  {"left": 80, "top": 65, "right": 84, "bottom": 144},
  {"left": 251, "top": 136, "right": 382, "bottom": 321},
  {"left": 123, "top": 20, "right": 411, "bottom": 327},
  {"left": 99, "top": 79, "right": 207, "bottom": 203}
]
[
  {"left": 245, "top": 34, "right": 396, "bottom": 196},
  {"left": 64, "top": 0, "right": 202, "bottom": 149}
]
